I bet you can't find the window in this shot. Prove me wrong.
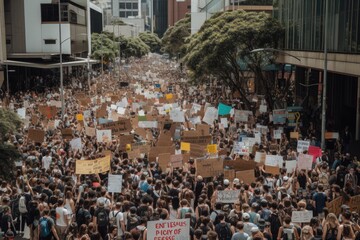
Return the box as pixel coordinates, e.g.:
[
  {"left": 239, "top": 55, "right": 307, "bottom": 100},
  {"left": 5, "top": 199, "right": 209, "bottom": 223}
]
[
  {"left": 41, "top": 4, "right": 68, "bottom": 22},
  {"left": 6, "top": 39, "right": 10, "bottom": 44},
  {"left": 133, "top": 11, "right": 138, "bottom": 16},
  {"left": 44, "top": 39, "right": 56, "bottom": 44},
  {"left": 126, "top": 3, "right": 132, "bottom": 9},
  {"left": 119, "top": 3, "right": 125, "bottom": 9},
  {"left": 119, "top": 11, "right": 126, "bottom": 17},
  {"left": 133, "top": 3, "right": 138, "bottom": 9},
  {"left": 125, "top": 11, "right": 131, "bottom": 17},
  {"left": 70, "top": 10, "right": 77, "bottom": 23}
]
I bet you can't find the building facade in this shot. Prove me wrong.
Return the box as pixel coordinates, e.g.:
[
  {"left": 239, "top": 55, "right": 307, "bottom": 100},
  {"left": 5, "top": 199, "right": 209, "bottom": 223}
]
[
  {"left": 168, "top": 0, "right": 191, "bottom": 27},
  {"left": 275, "top": 0, "right": 360, "bottom": 139}
]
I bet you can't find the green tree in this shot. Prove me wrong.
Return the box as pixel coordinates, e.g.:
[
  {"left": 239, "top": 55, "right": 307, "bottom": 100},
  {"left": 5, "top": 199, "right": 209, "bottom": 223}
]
[
  {"left": 0, "top": 109, "right": 22, "bottom": 180},
  {"left": 139, "top": 32, "right": 162, "bottom": 53},
  {"left": 117, "top": 36, "right": 150, "bottom": 58},
  {"left": 91, "top": 32, "right": 119, "bottom": 65},
  {"left": 161, "top": 14, "right": 191, "bottom": 57},
  {"left": 184, "top": 10, "right": 284, "bottom": 111}
]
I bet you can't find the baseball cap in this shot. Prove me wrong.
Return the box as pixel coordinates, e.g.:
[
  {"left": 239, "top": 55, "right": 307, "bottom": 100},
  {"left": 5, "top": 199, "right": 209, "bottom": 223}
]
[
  {"left": 233, "top": 178, "right": 240, "bottom": 184},
  {"left": 224, "top": 179, "right": 230, "bottom": 186},
  {"left": 251, "top": 227, "right": 259, "bottom": 233},
  {"left": 283, "top": 176, "right": 289, "bottom": 181},
  {"left": 243, "top": 213, "right": 250, "bottom": 220}
]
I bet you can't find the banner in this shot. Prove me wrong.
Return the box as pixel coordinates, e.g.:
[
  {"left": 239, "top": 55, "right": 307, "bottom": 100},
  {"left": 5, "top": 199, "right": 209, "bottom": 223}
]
[
  {"left": 100, "top": 119, "right": 132, "bottom": 135},
  {"left": 291, "top": 211, "right": 313, "bottom": 223},
  {"left": 75, "top": 155, "right": 111, "bottom": 174},
  {"left": 28, "top": 129, "right": 45, "bottom": 143},
  {"left": 297, "top": 154, "right": 313, "bottom": 170},
  {"left": 96, "top": 129, "right": 112, "bottom": 143},
  {"left": 147, "top": 219, "right": 190, "bottom": 240},
  {"left": 218, "top": 103, "right": 232, "bottom": 116},
  {"left": 217, "top": 190, "right": 240, "bottom": 203},
  {"left": 108, "top": 174, "right": 123, "bottom": 193},
  {"left": 196, "top": 158, "right": 223, "bottom": 178},
  {"left": 297, "top": 140, "right": 310, "bottom": 153}
]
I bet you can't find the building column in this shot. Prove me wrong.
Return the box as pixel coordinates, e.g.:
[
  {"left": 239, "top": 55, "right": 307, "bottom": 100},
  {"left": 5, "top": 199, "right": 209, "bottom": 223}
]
[{"left": 356, "top": 77, "right": 360, "bottom": 140}]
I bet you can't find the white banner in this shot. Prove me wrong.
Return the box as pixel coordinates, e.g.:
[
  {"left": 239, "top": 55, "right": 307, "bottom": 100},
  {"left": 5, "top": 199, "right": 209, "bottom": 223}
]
[
  {"left": 292, "top": 211, "right": 313, "bottom": 223},
  {"left": 147, "top": 219, "right": 190, "bottom": 240},
  {"left": 217, "top": 190, "right": 240, "bottom": 203}
]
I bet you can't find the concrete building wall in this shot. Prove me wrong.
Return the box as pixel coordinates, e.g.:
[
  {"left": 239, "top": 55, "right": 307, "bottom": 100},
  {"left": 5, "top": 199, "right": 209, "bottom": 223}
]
[
  {"left": 0, "top": 0, "right": 6, "bottom": 63},
  {"left": 6, "top": 0, "right": 26, "bottom": 53}
]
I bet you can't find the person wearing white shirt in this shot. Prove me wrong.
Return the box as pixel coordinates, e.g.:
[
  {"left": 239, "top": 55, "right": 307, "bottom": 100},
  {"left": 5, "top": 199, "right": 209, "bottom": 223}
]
[
  {"left": 109, "top": 202, "right": 125, "bottom": 238},
  {"left": 42, "top": 151, "right": 52, "bottom": 170},
  {"left": 55, "top": 198, "right": 69, "bottom": 237}
]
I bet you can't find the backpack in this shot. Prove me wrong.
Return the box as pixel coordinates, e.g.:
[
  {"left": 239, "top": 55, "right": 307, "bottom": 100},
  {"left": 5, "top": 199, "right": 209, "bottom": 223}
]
[
  {"left": 325, "top": 225, "right": 337, "bottom": 240},
  {"left": 213, "top": 211, "right": 221, "bottom": 226},
  {"left": 19, "top": 196, "right": 28, "bottom": 214},
  {"left": 269, "top": 212, "right": 281, "bottom": 239},
  {"left": 217, "top": 223, "right": 231, "bottom": 240},
  {"left": 282, "top": 225, "right": 295, "bottom": 240},
  {"left": 76, "top": 208, "right": 91, "bottom": 226},
  {"left": 39, "top": 217, "right": 51, "bottom": 238},
  {"left": 97, "top": 209, "right": 109, "bottom": 227},
  {"left": 109, "top": 211, "right": 120, "bottom": 226},
  {"left": 127, "top": 213, "right": 139, "bottom": 232}
]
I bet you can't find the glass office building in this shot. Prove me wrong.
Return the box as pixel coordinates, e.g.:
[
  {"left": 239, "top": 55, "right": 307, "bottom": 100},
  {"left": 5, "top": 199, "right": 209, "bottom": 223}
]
[{"left": 274, "top": 0, "right": 360, "bottom": 53}]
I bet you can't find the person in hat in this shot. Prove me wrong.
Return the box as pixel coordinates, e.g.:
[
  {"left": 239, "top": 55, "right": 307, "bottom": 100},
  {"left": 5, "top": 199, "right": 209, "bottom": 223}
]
[
  {"left": 231, "top": 222, "right": 249, "bottom": 240},
  {"left": 242, "top": 213, "right": 257, "bottom": 235}
]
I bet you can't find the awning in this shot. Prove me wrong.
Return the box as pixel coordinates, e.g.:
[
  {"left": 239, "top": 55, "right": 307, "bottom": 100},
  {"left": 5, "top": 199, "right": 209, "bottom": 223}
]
[{"left": 1, "top": 58, "right": 98, "bottom": 69}]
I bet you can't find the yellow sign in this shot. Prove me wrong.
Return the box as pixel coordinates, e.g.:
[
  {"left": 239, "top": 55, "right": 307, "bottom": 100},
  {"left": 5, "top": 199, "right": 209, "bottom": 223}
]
[
  {"left": 181, "top": 142, "right": 190, "bottom": 152},
  {"left": 75, "top": 155, "right": 111, "bottom": 174},
  {"left": 207, "top": 144, "right": 217, "bottom": 154},
  {"left": 76, "top": 114, "right": 84, "bottom": 121},
  {"left": 166, "top": 94, "right": 173, "bottom": 100},
  {"left": 290, "top": 132, "right": 299, "bottom": 139},
  {"left": 126, "top": 144, "right": 132, "bottom": 151}
]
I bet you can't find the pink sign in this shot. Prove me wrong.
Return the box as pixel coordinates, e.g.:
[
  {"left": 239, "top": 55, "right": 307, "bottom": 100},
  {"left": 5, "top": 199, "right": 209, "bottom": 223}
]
[{"left": 308, "top": 146, "right": 322, "bottom": 163}]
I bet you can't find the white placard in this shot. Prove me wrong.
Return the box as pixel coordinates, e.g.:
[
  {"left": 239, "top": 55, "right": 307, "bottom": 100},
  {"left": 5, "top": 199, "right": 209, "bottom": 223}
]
[
  {"left": 233, "top": 142, "right": 244, "bottom": 154},
  {"left": 96, "top": 129, "right": 112, "bottom": 143},
  {"left": 170, "top": 109, "right": 185, "bottom": 123},
  {"left": 217, "top": 190, "right": 240, "bottom": 203},
  {"left": 297, "top": 154, "right": 313, "bottom": 170},
  {"left": 273, "top": 129, "right": 282, "bottom": 140},
  {"left": 70, "top": 138, "right": 82, "bottom": 152},
  {"left": 291, "top": 211, "right": 313, "bottom": 223},
  {"left": 285, "top": 160, "right": 297, "bottom": 173},
  {"left": 265, "top": 155, "right": 284, "bottom": 167},
  {"left": 297, "top": 140, "right": 310, "bottom": 153},
  {"left": 220, "top": 118, "right": 228, "bottom": 128},
  {"left": 255, "top": 152, "right": 266, "bottom": 163},
  {"left": 189, "top": 116, "right": 201, "bottom": 125},
  {"left": 191, "top": 103, "right": 202, "bottom": 113},
  {"left": 259, "top": 105, "right": 267, "bottom": 113},
  {"left": 147, "top": 219, "right": 190, "bottom": 240},
  {"left": 17, "top": 108, "right": 26, "bottom": 119},
  {"left": 108, "top": 174, "right": 123, "bottom": 193},
  {"left": 203, "top": 107, "right": 218, "bottom": 125},
  {"left": 234, "top": 110, "right": 249, "bottom": 122},
  {"left": 138, "top": 121, "right": 158, "bottom": 128}
]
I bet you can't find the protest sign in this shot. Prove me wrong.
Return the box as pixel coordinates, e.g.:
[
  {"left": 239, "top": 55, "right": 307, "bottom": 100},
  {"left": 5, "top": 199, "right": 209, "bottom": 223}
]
[
  {"left": 255, "top": 152, "right": 266, "bottom": 164},
  {"left": 75, "top": 155, "right": 111, "bottom": 174},
  {"left": 220, "top": 118, "right": 228, "bottom": 128},
  {"left": 207, "top": 144, "right": 217, "bottom": 154},
  {"left": 233, "top": 142, "right": 244, "bottom": 155},
  {"left": 190, "top": 144, "right": 207, "bottom": 158},
  {"left": 265, "top": 165, "right": 280, "bottom": 175},
  {"left": 223, "top": 158, "right": 256, "bottom": 171},
  {"left": 170, "top": 154, "right": 183, "bottom": 168},
  {"left": 297, "top": 140, "right": 310, "bottom": 153},
  {"left": 265, "top": 155, "right": 283, "bottom": 167},
  {"left": 128, "top": 149, "right": 141, "bottom": 159},
  {"left": 325, "top": 132, "right": 339, "bottom": 140},
  {"left": 218, "top": 103, "right": 232, "bottom": 116},
  {"left": 138, "top": 121, "right": 158, "bottom": 128},
  {"left": 259, "top": 105, "right": 267, "bottom": 113},
  {"left": 326, "top": 197, "right": 343, "bottom": 216},
  {"left": 147, "top": 219, "right": 190, "bottom": 240},
  {"left": 28, "top": 129, "right": 45, "bottom": 143},
  {"left": 349, "top": 195, "right": 360, "bottom": 213},
  {"left": 85, "top": 127, "right": 96, "bottom": 137},
  {"left": 273, "top": 109, "right": 287, "bottom": 124},
  {"left": 235, "top": 170, "right": 255, "bottom": 184},
  {"left": 224, "top": 169, "right": 235, "bottom": 182},
  {"left": 180, "top": 142, "right": 190, "bottom": 152},
  {"left": 48, "top": 100, "right": 62, "bottom": 108},
  {"left": 149, "top": 146, "right": 175, "bottom": 162},
  {"left": 181, "top": 135, "right": 212, "bottom": 145},
  {"left": 76, "top": 114, "right": 84, "bottom": 121},
  {"left": 291, "top": 211, "right": 313, "bottom": 223},
  {"left": 39, "top": 105, "right": 57, "bottom": 119},
  {"left": 108, "top": 174, "right": 123, "bottom": 193},
  {"left": 61, "top": 128, "right": 73, "bottom": 140},
  {"left": 17, "top": 108, "right": 26, "bottom": 119},
  {"left": 297, "top": 154, "right": 313, "bottom": 170},
  {"left": 70, "top": 138, "right": 82, "bottom": 152},
  {"left": 308, "top": 146, "right": 322, "bottom": 162},
  {"left": 119, "top": 135, "right": 134, "bottom": 149},
  {"left": 290, "top": 132, "right": 299, "bottom": 139},
  {"left": 158, "top": 153, "right": 171, "bottom": 170},
  {"left": 273, "top": 129, "right": 282, "bottom": 139},
  {"left": 234, "top": 110, "right": 249, "bottom": 123},
  {"left": 191, "top": 103, "right": 202, "bottom": 113},
  {"left": 96, "top": 130, "right": 112, "bottom": 143},
  {"left": 285, "top": 160, "right": 297, "bottom": 173},
  {"left": 196, "top": 158, "right": 223, "bottom": 178},
  {"left": 100, "top": 119, "right": 132, "bottom": 135},
  {"left": 217, "top": 190, "right": 240, "bottom": 203},
  {"left": 203, "top": 107, "right": 218, "bottom": 125},
  {"left": 170, "top": 109, "right": 185, "bottom": 123}
]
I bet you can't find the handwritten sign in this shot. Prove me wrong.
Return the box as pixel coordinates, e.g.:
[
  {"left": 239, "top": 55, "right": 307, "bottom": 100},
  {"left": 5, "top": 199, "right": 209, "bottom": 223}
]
[
  {"left": 28, "top": 129, "right": 45, "bottom": 143},
  {"left": 181, "top": 142, "right": 190, "bottom": 152},
  {"left": 170, "top": 154, "right": 183, "bottom": 168},
  {"left": 100, "top": 119, "right": 132, "bottom": 135},
  {"left": 147, "top": 219, "right": 190, "bottom": 240},
  {"left": 96, "top": 129, "right": 112, "bottom": 143},
  {"left": 297, "top": 154, "right": 313, "bottom": 170},
  {"left": 291, "top": 211, "right": 313, "bottom": 223},
  {"left": 290, "top": 132, "right": 299, "bottom": 139},
  {"left": 217, "top": 190, "right": 240, "bottom": 203},
  {"left": 326, "top": 197, "right": 343, "bottom": 216},
  {"left": 196, "top": 158, "right": 223, "bottom": 178},
  {"left": 273, "top": 109, "right": 287, "bottom": 124},
  {"left": 61, "top": 128, "right": 73, "bottom": 140},
  {"left": 297, "top": 140, "right": 310, "bottom": 153},
  {"left": 207, "top": 144, "right": 217, "bottom": 154},
  {"left": 108, "top": 174, "right": 123, "bottom": 193},
  {"left": 75, "top": 155, "right": 111, "bottom": 174},
  {"left": 181, "top": 135, "right": 212, "bottom": 145}
]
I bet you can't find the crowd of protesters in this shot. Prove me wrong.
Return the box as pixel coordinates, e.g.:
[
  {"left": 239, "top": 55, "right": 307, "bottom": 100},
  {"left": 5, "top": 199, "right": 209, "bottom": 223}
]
[{"left": 0, "top": 54, "right": 359, "bottom": 240}]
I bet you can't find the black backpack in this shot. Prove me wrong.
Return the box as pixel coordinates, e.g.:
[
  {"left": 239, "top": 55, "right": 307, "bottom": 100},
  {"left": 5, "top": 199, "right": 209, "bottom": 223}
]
[
  {"left": 76, "top": 208, "right": 91, "bottom": 227},
  {"left": 126, "top": 213, "right": 139, "bottom": 232},
  {"left": 268, "top": 212, "right": 281, "bottom": 240},
  {"left": 216, "top": 223, "right": 231, "bottom": 240},
  {"left": 97, "top": 209, "right": 109, "bottom": 227},
  {"left": 213, "top": 211, "right": 221, "bottom": 226}
]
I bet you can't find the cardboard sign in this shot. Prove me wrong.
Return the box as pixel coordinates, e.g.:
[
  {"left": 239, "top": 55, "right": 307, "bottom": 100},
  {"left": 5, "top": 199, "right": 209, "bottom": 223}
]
[
  {"left": 158, "top": 153, "right": 171, "bottom": 170},
  {"left": 85, "top": 127, "right": 96, "bottom": 137},
  {"left": 96, "top": 130, "right": 112, "bottom": 143},
  {"left": 75, "top": 155, "right": 111, "bottom": 174},
  {"left": 207, "top": 144, "right": 217, "bottom": 154},
  {"left": 325, "top": 132, "right": 339, "bottom": 140},
  {"left": 149, "top": 146, "right": 175, "bottom": 162},
  {"left": 217, "top": 190, "right": 240, "bottom": 203},
  {"left": 349, "top": 195, "right": 360, "bottom": 213},
  {"left": 290, "top": 132, "right": 299, "bottom": 139},
  {"left": 292, "top": 211, "right": 313, "bottom": 223},
  {"left": 119, "top": 135, "right": 134, "bottom": 149},
  {"left": 96, "top": 107, "right": 107, "bottom": 118},
  {"left": 61, "top": 128, "right": 73, "bottom": 140},
  {"left": 235, "top": 170, "right": 255, "bottom": 184},
  {"left": 100, "top": 119, "right": 132, "bottom": 135},
  {"left": 255, "top": 152, "right": 266, "bottom": 164},
  {"left": 326, "top": 197, "right": 343, "bottom": 216},
  {"left": 108, "top": 174, "right": 123, "bottom": 193},
  {"left": 196, "top": 158, "right": 223, "bottom": 178},
  {"left": 170, "top": 154, "right": 183, "bottom": 168},
  {"left": 128, "top": 149, "right": 141, "bottom": 159},
  {"left": 181, "top": 135, "right": 212, "bottom": 145},
  {"left": 224, "top": 158, "right": 256, "bottom": 171},
  {"left": 190, "top": 144, "right": 207, "bottom": 158},
  {"left": 297, "top": 140, "right": 310, "bottom": 153},
  {"left": 180, "top": 142, "right": 190, "bottom": 152},
  {"left": 265, "top": 165, "right": 280, "bottom": 175},
  {"left": 196, "top": 124, "right": 210, "bottom": 136},
  {"left": 28, "top": 129, "right": 45, "bottom": 143},
  {"left": 147, "top": 219, "right": 190, "bottom": 240},
  {"left": 39, "top": 105, "right": 57, "bottom": 119},
  {"left": 297, "top": 154, "right": 313, "bottom": 170}
]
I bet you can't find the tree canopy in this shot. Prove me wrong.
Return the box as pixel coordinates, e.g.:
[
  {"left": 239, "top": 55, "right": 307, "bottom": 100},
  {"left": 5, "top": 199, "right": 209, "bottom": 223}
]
[
  {"left": 0, "top": 109, "right": 22, "bottom": 180},
  {"left": 183, "top": 10, "right": 284, "bottom": 111},
  {"left": 118, "top": 35, "right": 150, "bottom": 58},
  {"left": 139, "top": 32, "right": 162, "bottom": 53},
  {"left": 161, "top": 14, "right": 191, "bottom": 57}
]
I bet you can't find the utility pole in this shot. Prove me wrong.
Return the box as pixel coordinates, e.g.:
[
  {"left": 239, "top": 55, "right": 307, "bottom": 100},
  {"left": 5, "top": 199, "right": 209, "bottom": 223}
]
[{"left": 321, "top": 0, "right": 328, "bottom": 150}]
